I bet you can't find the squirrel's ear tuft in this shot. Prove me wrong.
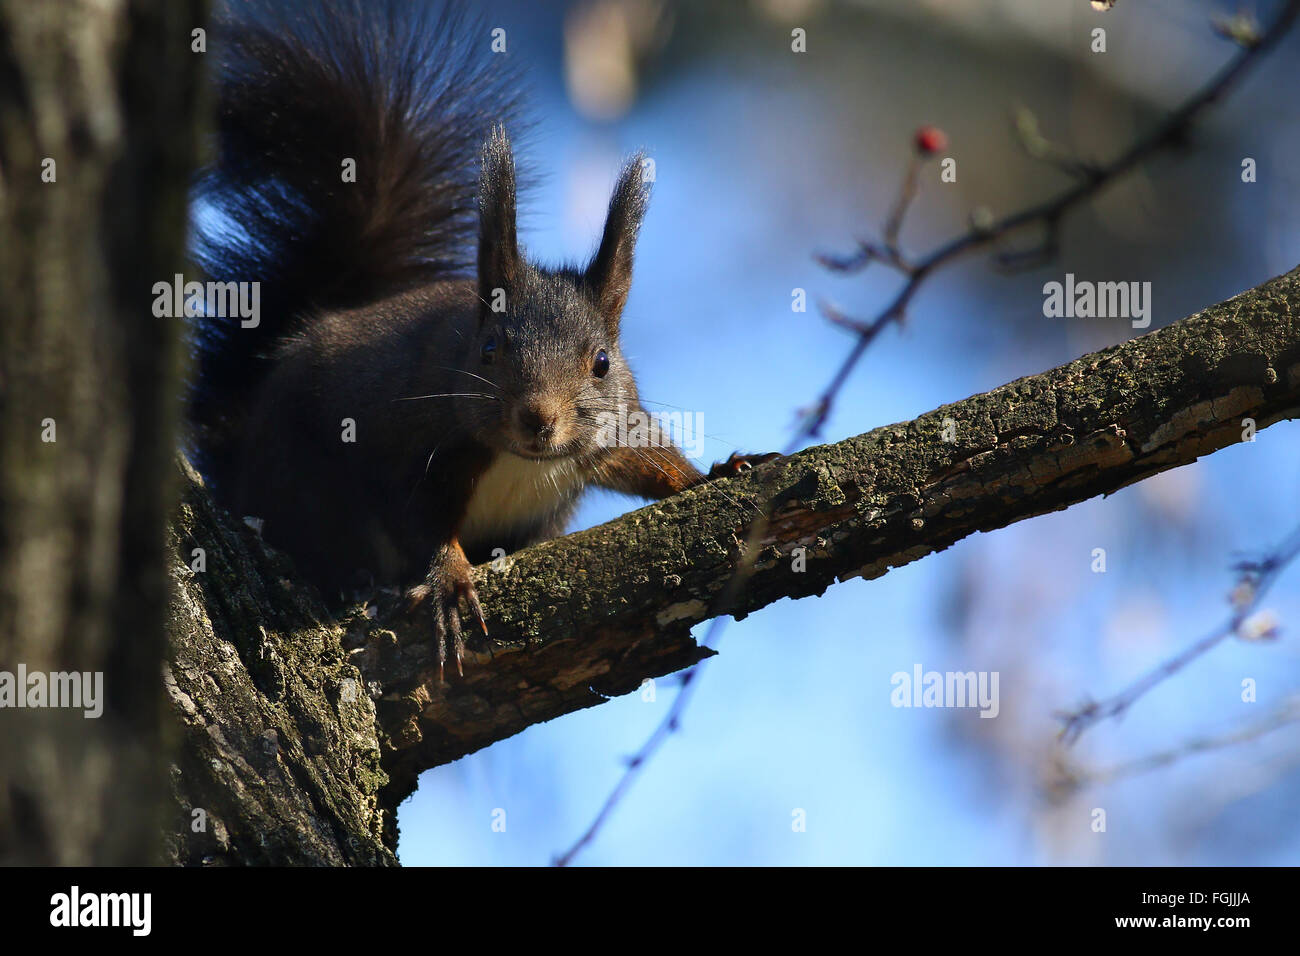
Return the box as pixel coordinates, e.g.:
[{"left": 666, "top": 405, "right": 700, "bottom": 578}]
[
  {"left": 585, "top": 154, "right": 649, "bottom": 329},
  {"left": 478, "top": 125, "right": 521, "bottom": 303}
]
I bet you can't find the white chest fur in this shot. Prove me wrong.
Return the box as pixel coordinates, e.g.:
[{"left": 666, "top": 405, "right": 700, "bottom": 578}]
[{"left": 459, "top": 452, "right": 588, "bottom": 545}]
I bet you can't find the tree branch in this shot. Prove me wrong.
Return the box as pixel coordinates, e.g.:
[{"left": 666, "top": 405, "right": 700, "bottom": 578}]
[{"left": 355, "top": 264, "right": 1300, "bottom": 806}]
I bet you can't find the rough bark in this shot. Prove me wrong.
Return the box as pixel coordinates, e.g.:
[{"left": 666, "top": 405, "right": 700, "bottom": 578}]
[
  {"left": 0, "top": 0, "right": 203, "bottom": 865},
  {"left": 165, "top": 460, "right": 393, "bottom": 865}
]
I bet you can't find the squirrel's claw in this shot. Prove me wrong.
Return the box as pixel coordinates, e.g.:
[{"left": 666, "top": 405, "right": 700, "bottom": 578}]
[
  {"left": 465, "top": 587, "right": 488, "bottom": 636},
  {"left": 707, "top": 451, "right": 780, "bottom": 481},
  {"left": 425, "top": 589, "right": 467, "bottom": 682},
  {"left": 446, "top": 602, "right": 465, "bottom": 678},
  {"left": 411, "top": 540, "right": 480, "bottom": 682}
]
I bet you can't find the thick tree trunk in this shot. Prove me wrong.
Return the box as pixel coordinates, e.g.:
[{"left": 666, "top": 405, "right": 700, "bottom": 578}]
[{"left": 0, "top": 0, "right": 203, "bottom": 865}]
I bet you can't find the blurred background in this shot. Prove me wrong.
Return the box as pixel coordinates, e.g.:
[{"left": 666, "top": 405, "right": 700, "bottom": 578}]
[{"left": 398, "top": 0, "right": 1300, "bottom": 865}]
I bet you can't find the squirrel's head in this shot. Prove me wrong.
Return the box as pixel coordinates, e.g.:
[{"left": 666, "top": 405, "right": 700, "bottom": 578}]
[{"left": 460, "top": 126, "right": 648, "bottom": 462}]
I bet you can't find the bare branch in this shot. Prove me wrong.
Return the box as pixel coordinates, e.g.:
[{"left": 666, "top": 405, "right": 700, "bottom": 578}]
[
  {"left": 1051, "top": 696, "right": 1300, "bottom": 798},
  {"left": 1058, "top": 525, "right": 1300, "bottom": 743},
  {"left": 811, "top": 0, "right": 1300, "bottom": 436}
]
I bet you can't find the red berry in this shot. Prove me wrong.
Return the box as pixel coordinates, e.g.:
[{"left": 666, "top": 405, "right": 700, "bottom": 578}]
[{"left": 914, "top": 125, "right": 947, "bottom": 156}]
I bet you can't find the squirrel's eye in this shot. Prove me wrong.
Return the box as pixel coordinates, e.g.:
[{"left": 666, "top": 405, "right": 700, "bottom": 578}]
[
  {"left": 481, "top": 336, "right": 496, "bottom": 364},
  {"left": 592, "top": 349, "right": 610, "bottom": 378}
]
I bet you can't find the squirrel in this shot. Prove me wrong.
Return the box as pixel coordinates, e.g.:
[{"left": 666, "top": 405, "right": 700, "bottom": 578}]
[{"left": 189, "top": 0, "right": 775, "bottom": 677}]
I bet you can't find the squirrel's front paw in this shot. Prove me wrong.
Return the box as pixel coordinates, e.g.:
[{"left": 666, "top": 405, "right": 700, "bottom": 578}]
[
  {"left": 707, "top": 451, "right": 780, "bottom": 480},
  {"left": 406, "top": 540, "right": 486, "bottom": 680}
]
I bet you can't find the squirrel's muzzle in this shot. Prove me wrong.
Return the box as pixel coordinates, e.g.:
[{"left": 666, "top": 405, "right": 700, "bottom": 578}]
[{"left": 513, "top": 396, "right": 565, "bottom": 450}]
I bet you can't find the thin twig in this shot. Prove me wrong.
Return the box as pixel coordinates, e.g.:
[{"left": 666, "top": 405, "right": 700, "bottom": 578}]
[
  {"left": 1057, "top": 523, "right": 1300, "bottom": 743},
  {"left": 806, "top": 0, "right": 1298, "bottom": 436},
  {"left": 1053, "top": 695, "right": 1300, "bottom": 797}
]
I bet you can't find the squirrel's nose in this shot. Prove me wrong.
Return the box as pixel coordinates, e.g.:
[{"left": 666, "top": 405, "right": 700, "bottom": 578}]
[{"left": 515, "top": 400, "right": 560, "bottom": 443}]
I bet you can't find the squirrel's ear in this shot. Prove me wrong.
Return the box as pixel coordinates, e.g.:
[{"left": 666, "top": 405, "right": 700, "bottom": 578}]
[
  {"left": 585, "top": 154, "right": 649, "bottom": 328},
  {"left": 478, "top": 126, "right": 521, "bottom": 303}
]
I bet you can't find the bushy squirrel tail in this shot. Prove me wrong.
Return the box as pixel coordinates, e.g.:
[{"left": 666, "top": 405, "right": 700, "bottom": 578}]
[{"left": 189, "top": 0, "right": 519, "bottom": 462}]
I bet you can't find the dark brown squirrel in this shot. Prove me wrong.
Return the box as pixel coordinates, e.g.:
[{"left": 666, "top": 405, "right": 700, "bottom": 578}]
[{"left": 189, "top": 0, "right": 774, "bottom": 676}]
